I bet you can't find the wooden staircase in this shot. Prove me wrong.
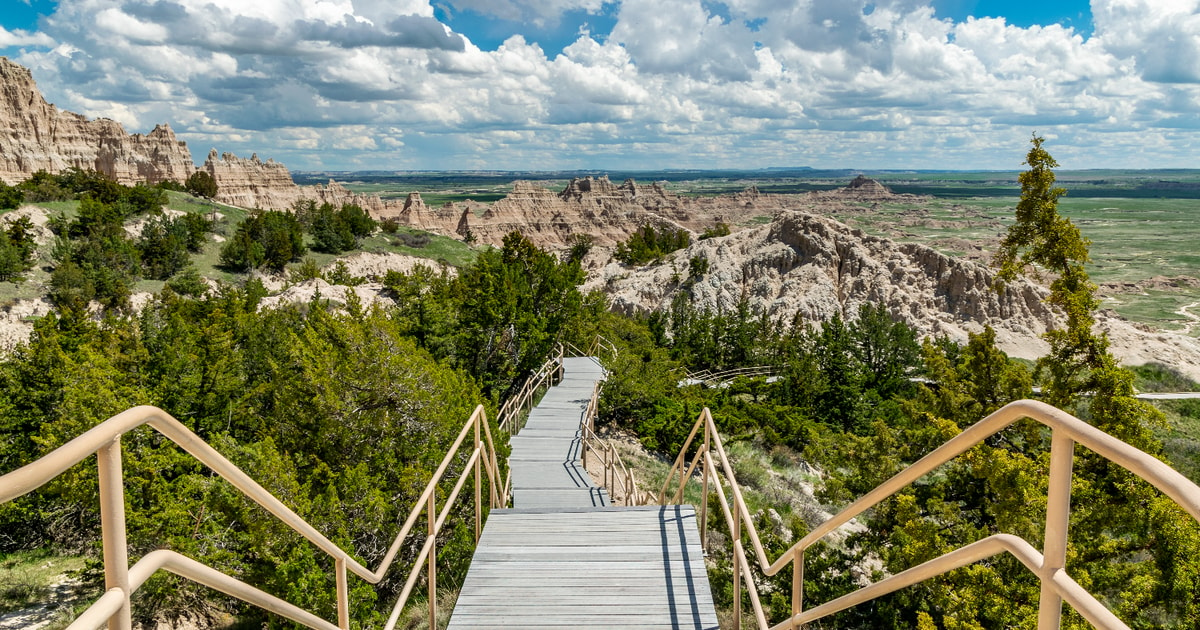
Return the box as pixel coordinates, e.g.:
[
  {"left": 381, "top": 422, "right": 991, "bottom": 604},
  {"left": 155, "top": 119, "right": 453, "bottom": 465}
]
[{"left": 448, "top": 357, "right": 719, "bottom": 629}]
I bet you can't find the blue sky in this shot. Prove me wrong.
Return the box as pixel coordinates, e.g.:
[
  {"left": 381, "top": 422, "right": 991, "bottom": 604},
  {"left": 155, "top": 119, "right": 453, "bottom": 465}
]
[
  {"left": 1, "top": 0, "right": 1197, "bottom": 171},
  {"left": 931, "top": 0, "right": 1093, "bottom": 34}
]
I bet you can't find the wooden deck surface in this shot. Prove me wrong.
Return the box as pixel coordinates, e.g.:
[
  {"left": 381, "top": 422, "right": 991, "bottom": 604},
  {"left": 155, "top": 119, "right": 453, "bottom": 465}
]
[
  {"left": 447, "top": 357, "right": 719, "bottom": 629},
  {"left": 448, "top": 506, "right": 719, "bottom": 629},
  {"left": 508, "top": 357, "right": 610, "bottom": 509}
]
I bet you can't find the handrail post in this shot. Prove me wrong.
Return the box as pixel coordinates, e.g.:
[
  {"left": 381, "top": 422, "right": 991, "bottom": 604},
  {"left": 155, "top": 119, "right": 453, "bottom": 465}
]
[
  {"left": 98, "top": 439, "right": 132, "bottom": 630},
  {"left": 604, "top": 449, "right": 611, "bottom": 490},
  {"left": 474, "top": 412, "right": 482, "bottom": 544},
  {"left": 427, "top": 490, "right": 437, "bottom": 630},
  {"left": 792, "top": 548, "right": 804, "bottom": 628},
  {"left": 336, "top": 558, "right": 349, "bottom": 629},
  {"left": 700, "top": 421, "right": 710, "bottom": 550},
  {"left": 733, "top": 488, "right": 742, "bottom": 630},
  {"left": 626, "top": 469, "right": 634, "bottom": 506},
  {"left": 1038, "top": 430, "right": 1074, "bottom": 630}
]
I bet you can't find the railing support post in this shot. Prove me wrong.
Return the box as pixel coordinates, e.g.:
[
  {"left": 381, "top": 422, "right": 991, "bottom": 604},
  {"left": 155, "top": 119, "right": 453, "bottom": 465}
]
[
  {"left": 604, "top": 451, "right": 611, "bottom": 490},
  {"left": 474, "top": 413, "right": 482, "bottom": 544},
  {"left": 98, "top": 439, "right": 132, "bottom": 630},
  {"left": 792, "top": 548, "right": 804, "bottom": 628},
  {"left": 336, "top": 558, "right": 349, "bottom": 629},
  {"left": 733, "top": 490, "right": 742, "bottom": 630},
  {"left": 700, "top": 425, "right": 710, "bottom": 551},
  {"left": 626, "top": 469, "right": 634, "bottom": 506},
  {"left": 428, "top": 491, "right": 437, "bottom": 630},
  {"left": 1038, "top": 430, "right": 1074, "bottom": 630}
]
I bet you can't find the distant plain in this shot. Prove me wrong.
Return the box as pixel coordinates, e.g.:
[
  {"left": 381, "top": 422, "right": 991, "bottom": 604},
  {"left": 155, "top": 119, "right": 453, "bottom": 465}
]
[{"left": 303, "top": 168, "right": 1200, "bottom": 336}]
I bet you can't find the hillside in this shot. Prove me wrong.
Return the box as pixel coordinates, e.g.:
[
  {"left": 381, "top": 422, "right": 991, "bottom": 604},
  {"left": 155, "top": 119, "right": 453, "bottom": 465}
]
[{"left": 588, "top": 210, "right": 1200, "bottom": 379}]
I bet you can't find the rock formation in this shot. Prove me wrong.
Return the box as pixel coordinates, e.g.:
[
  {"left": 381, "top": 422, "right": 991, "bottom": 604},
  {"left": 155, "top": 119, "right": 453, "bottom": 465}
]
[
  {"left": 434, "top": 175, "right": 824, "bottom": 249},
  {"left": 0, "top": 57, "right": 195, "bottom": 185},
  {"left": 0, "top": 57, "right": 394, "bottom": 212},
  {"left": 199, "top": 150, "right": 397, "bottom": 212},
  {"left": 201, "top": 150, "right": 296, "bottom": 208},
  {"left": 588, "top": 210, "right": 1200, "bottom": 378}
]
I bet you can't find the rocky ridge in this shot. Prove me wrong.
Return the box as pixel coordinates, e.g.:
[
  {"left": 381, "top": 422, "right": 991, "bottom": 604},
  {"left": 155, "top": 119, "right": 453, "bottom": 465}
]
[
  {"left": 0, "top": 58, "right": 195, "bottom": 185},
  {"left": 423, "top": 175, "right": 828, "bottom": 249},
  {"left": 0, "top": 57, "right": 392, "bottom": 213},
  {"left": 588, "top": 210, "right": 1200, "bottom": 379}
]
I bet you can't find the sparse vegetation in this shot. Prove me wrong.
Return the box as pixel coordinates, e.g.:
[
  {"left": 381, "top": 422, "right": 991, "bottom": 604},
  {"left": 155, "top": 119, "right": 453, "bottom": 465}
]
[
  {"left": 218, "top": 209, "right": 306, "bottom": 272},
  {"left": 184, "top": 170, "right": 218, "bottom": 199},
  {"left": 699, "top": 221, "right": 730, "bottom": 240},
  {"left": 613, "top": 223, "right": 691, "bottom": 265}
]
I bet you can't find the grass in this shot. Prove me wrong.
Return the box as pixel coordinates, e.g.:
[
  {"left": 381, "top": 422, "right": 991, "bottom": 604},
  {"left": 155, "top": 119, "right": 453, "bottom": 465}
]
[
  {"left": 1154, "top": 400, "right": 1200, "bottom": 484},
  {"left": 0, "top": 549, "right": 88, "bottom": 614}
]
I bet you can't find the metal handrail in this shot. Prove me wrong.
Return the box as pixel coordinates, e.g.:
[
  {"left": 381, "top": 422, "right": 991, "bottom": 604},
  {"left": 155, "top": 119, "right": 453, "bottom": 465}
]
[
  {"left": 578, "top": 380, "right": 652, "bottom": 506},
  {"left": 562, "top": 334, "right": 618, "bottom": 360},
  {"left": 659, "top": 400, "right": 1200, "bottom": 630},
  {"left": 496, "top": 347, "right": 564, "bottom": 434},
  {"left": 0, "top": 403, "right": 509, "bottom": 630},
  {"left": 683, "top": 365, "right": 779, "bottom": 385}
]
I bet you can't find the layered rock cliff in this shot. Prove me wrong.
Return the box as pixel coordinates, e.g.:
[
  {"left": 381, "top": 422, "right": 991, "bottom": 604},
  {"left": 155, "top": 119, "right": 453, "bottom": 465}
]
[
  {"left": 0, "top": 57, "right": 393, "bottom": 212},
  {"left": 0, "top": 57, "right": 196, "bottom": 185},
  {"left": 588, "top": 210, "right": 1200, "bottom": 377},
  {"left": 436, "top": 175, "right": 828, "bottom": 249}
]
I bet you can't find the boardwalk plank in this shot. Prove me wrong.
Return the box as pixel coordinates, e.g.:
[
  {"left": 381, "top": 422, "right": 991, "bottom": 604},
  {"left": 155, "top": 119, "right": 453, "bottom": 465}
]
[{"left": 447, "top": 357, "right": 718, "bottom": 630}]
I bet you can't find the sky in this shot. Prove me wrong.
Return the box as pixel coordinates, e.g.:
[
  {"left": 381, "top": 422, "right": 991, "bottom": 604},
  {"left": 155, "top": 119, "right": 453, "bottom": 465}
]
[{"left": 0, "top": 0, "right": 1197, "bottom": 172}]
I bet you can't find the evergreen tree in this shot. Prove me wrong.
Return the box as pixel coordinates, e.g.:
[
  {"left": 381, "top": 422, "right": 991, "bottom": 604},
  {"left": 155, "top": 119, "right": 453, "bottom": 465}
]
[{"left": 185, "top": 171, "right": 218, "bottom": 199}]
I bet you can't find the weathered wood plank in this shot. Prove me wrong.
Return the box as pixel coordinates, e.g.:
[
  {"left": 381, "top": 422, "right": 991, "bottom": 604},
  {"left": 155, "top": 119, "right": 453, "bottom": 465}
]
[{"left": 447, "top": 358, "right": 717, "bottom": 629}]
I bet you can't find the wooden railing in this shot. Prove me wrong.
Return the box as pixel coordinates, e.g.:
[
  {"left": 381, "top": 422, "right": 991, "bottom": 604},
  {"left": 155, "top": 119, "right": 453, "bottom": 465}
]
[
  {"left": 684, "top": 365, "right": 779, "bottom": 383},
  {"left": 0, "top": 404, "right": 508, "bottom": 630},
  {"left": 660, "top": 400, "right": 1200, "bottom": 630},
  {"left": 579, "top": 380, "right": 653, "bottom": 506},
  {"left": 562, "top": 334, "right": 618, "bottom": 360},
  {"left": 496, "top": 349, "right": 564, "bottom": 435}
]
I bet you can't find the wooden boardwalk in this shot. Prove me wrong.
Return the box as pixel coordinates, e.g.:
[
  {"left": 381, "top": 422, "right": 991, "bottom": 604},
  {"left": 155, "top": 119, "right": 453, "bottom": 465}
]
[
  {"left": 447, "top": 358, "right": 719, "bottom": 629},
  {"left": 508, "top": 357, "right": 610, "bottom": 508}
]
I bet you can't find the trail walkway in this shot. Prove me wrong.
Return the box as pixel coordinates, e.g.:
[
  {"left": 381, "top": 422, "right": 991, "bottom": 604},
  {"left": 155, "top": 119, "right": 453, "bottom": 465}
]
[{"left": 447, "top": 357, "right": 719, "bottom": 629}]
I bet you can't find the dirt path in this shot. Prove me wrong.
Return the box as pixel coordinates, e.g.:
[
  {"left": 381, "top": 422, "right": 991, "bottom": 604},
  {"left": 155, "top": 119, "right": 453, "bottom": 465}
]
[{"left": 1176, "top": 300, "right": 1200, "bottom": 335}]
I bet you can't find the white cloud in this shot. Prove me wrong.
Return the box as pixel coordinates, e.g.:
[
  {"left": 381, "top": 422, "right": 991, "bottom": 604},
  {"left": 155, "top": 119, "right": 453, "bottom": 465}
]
[
  {"left": 442, "top": 0, "right": 608, "bottom": 25},
  {"left": 1093, "top": 0, "right": 1200, "bottom": 83},
  {"left": 4, "top": 0, "right": 1200, "bottom": 169},
  {"left": 0, "top": 26, "right": 55, "bottom": 48}
]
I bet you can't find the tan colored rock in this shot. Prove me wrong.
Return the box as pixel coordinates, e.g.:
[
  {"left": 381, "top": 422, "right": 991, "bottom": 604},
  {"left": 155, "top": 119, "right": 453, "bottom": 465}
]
[
  {"left": 203, "top": 149, "right": 297, "bottom": 209},
  {"left": 452, "top": 175, "right": 810, "bottom": 249},
  {"left": 589, "top": 210, "right": 1200, "bottom": 379},
  {"left": 0, "top": 57, "right": 195, "bottom": 185}
]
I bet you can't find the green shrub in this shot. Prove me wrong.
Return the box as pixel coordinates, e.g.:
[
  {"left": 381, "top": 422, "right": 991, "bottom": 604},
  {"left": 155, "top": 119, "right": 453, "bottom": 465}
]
[
  {"left": 0, "top": 183, "right": 22, "bottom": 210},
  {"left": 219, "top": 210, "right": 306, "bottom": 272},
  {"left": 137, "top": 216, "right": 192, "bottom": 280},
  {"left": 613, "top": 224, "right": 691, "bottom": 265},
  {"left": 699, "top": 222, "right": 731, "bottom": 240},
  {"left": 184, "top": 171, "right": 218, "bottom": 199}
]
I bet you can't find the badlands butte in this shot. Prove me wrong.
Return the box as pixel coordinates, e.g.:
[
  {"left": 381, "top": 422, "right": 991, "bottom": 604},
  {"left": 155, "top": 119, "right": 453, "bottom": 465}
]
[{"left": 2, "top": 56, "right": 1200, "bottom": 378}]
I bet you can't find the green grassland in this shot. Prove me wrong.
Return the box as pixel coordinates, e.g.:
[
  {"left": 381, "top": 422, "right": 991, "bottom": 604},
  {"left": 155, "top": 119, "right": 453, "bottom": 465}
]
[{"left": 0, "top": 549, "right": 89, "bottom": 614}]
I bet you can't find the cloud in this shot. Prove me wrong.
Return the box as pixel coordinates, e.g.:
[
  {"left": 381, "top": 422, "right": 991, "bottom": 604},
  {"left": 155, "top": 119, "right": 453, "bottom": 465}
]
[
  {"left": 0, "top": 26, "right": 55, "bottom": 48},
  {"left": 609, "top": 0, "right": 759, "bottom": 80},
  {"left": 294, "top": 15, "right": 465, "bottom": 50},
  {"left": 1093, "top": 0, "right": 1200, "bottom": 83},
  {"left": 442, "top": 0, "right": 609, "bottom": 25},
  {"left": 5, "top": 0, "right": 1200, "bottom": 170}
]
